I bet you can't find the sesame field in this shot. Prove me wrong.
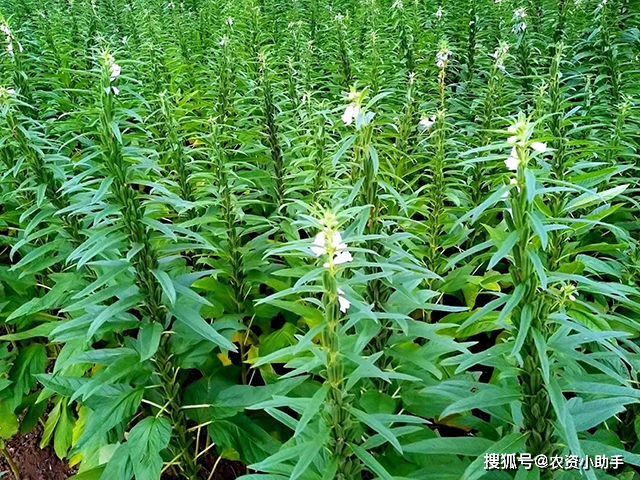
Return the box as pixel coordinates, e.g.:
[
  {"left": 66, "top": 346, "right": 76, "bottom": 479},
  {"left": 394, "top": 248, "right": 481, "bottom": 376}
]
[{"left": 1, "top": 0, "right": 640, "bottom": 479}]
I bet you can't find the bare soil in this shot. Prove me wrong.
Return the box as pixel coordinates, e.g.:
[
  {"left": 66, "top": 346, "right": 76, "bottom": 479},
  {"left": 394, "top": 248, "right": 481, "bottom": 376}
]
[
  {"left": 0, "top": 425, "right": 245, "bottom": 480},
  {"left": 0, "top": 425, "right": 74, "bottom": 480}
]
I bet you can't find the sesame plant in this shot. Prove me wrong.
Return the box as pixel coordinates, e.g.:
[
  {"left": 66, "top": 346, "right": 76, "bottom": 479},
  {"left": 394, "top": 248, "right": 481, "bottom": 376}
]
[{"left": 1, "top": 0, "right": 640, "bottom": 480}]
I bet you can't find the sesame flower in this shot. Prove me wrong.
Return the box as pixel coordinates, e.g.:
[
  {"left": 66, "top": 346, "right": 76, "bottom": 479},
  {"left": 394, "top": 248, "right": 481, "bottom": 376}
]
[
  {"left": 419, "top": 114, "right": 437, "bottom": 132},
  {"left": 333, "top": 250, "right": 353, "bottom": 265},
  {"left": 0, "top": 86, "right": 15, "bottom": 99},
  {"left": 109, "top": 62, "right": 121, "bottom": 82},
  {"left": 342, "top": 103, "right": 360, "bottom": 126},
  {"left": 436, "top": 47, "right": 452, "bottom": 68},
  {"left": 530, "top": 141, "right": 547, "bottom": 153},
  {"left": 310, "top": 230, "right": 353, "bottom": 269},
  {"left": 226, "top": 17, "right": 233, "bottom": 26},
  {"left": 513, "top": 7, "right": 526, "bottom": 18},
  {"left": 505, "top": 147, "right": 519, "bottom": 171},
  {"left": 492, "top": 42, "right": 509, "bottom": 71},
  {"left": 435, "top": 6, "right": 443, "bottom": 18},
  {"left": 337, "top": 288, "right": 351, "bottom": 313}
]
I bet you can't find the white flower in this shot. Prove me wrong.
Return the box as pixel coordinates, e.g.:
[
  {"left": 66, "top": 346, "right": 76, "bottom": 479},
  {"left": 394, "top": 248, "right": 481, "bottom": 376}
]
[
  {"left": 167, "top": 1, "right": 174, "bottom": 7},
  {"left": 311, "top": 230, "right": 353, "bottom": 269},
  {"left": 392, "top": 0, "right": 403, "bottom": 9},
  {"left": 505, "top": 147, "right": 519, "bottom": 171},
  {"left": 219, "top": 36, "right": 227, "bottom": 46},
  {"left": 337, "top": 288, "right": 351, "bottom": 313},
  {"left": 514, "top": 7, "right": 526, "bottom": 18},
  {"left": 436, "top": 48, "right": 452, "bottom": 68},
  {"left": 530, "top": 141, "right": 547, "bottom": 153},
  {"left": 0, "top": 87, "right": 15, "bottom": 98},
  {"left": 419, "top": 114, "right": 436, "bottom": 132},
  {"left": 311, "top": 231, "right": 327, "bottom": 257},
  {"left": 121, "top": 36, "right": 128, "bottom": 45},
  {"left": 109, "top": 62, "right": 121, "bottom": 82},
  {"left": 435, "top": 6, "right": 443, "bottom": 18},
  {"left": 492, "top": 42, "right": 509, "bottom": 71},
  {"left": 342, "top": 103, "right": 360, "bottom": 126},
  {"left": 513, "top": 21, "right": 526, "bottom": 34},
  {"left": 0, "top": 24, "right": 10, "bottom": 37},
  {"left": 111, "top": 86, "right": 120, "bottom": 95},
  {"left": 226, "top": 17, "right": 233, "bottom": 26},
  {"left": 311, "top": 231, "right": 346, "bottom": 257},
  {"left": 333, "top": 250, "right": 353, "bottom": 265}
]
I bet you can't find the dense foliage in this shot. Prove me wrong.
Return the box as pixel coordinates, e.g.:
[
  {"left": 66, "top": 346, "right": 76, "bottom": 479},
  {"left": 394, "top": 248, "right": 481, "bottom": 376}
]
[{"left": 0, "top": 0, "right": 639, "bottom": 478}]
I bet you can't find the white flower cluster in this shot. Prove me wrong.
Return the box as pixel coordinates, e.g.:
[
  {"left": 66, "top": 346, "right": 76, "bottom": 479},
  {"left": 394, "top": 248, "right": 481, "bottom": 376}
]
[
  {"left": 492, "top": 42, "right": 509, "bottom": 72},
  {"left": 512, "top": 7, "right": 526, "bottom": 34},
  {"left": 419, "top": 114, "right": 437, "bottom": 132},
  {"left": 513, "top": 22, "right": 526, "bottom": 34},
  {"left": 392, "top": 0, "right": 404, "bottom": 9},
  {"left": 103, "top": 53, "right": 121, "bottom": 95},
  {"left": 436, "top": 47, "right": 452, "bottom": 68},
  {"left": 311, "top": 231, "right": 353, "bottom": 267},
  {"left": 342, "top": 102, "right": 359, "bottom": 125},
  {"left": 310, "top": 230, "right": 352, "bottom": 313},
  {"left": 504, "top": 120, "right": 547, "bottom": 171},
  {"left": 341, "top": 89, "right": 375, "bottom": 128}
]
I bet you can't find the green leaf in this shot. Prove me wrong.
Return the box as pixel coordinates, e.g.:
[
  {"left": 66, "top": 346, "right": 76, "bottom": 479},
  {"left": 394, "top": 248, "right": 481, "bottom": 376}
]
[
  {"left": 294, "top": 385, "right": 329, "bottom": 437},
  {"left": 349, "top": 407, "right": 402, "bottom": 454},
  {"left": 137, "top": 322, "right": 163, "bottom": 361},
  {"left": 75, "top": 388, "right": 144, "bottom": 451},
  {"left": 54, "top": 401, "right": 74, "bottom": 459},
  {"left": 488, "top": 231, "right": 518, "bottom": 270},
  {"left": 128, "top": 416, "right": 172, "bottom": 480},
  {"left": 152, "top": 269, "right": 176, "bottom": 307},
  {"left": 350, "top": 443, "right": 393, "bottom": 480},
  {"left": 403, "top": 436, "right": 494, "bottom": 455},
  {"left": 0, "top": 322, "right": 57, "bottom": 341},
  {"left": 0, "top": 401, "right": 19, "bottom": 439},
  {"left": 172, "top": 306, "right": 237, "bottom": 352}
]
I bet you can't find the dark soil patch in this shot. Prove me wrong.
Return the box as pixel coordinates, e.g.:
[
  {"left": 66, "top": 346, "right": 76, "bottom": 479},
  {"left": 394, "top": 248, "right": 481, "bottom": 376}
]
[
  {"left": 0, "top": 424, "right": 75, "bottom": 480},
  {"left": 161, "top": 456, "right": 245, "bottom": 480},
  {"left": 0, "top": 424, "right": 245, "bottom": 480},
  {"left": 198, "top": 456, "right": 246, "bottom": 480}
]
